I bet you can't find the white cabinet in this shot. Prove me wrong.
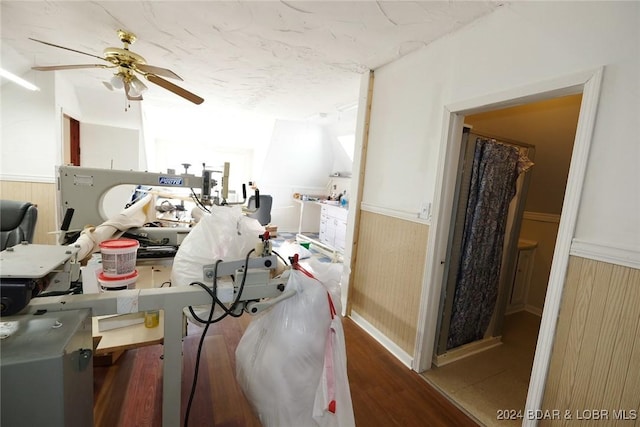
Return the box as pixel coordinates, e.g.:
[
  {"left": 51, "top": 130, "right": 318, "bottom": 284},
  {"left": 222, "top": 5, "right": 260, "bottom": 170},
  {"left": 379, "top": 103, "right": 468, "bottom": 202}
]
[
  {"left": 319, "top": 204, "right": 348, "bottom": 252},
  {"left": 507, "top": 240, "right": 537, "bottom": 313}
]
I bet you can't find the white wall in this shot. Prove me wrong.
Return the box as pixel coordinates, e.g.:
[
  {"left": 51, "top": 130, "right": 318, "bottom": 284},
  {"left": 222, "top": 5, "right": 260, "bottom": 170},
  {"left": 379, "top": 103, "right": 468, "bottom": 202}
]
[
  {"left": 55, "top": 73, "right": 82, "bottom": 123},
  {"left": 325, "top": 107, "right": 358, "bottom": 177},
  {"left": 259, "top": 120, "right": 336, "bottom": 231},
  {"left": 77, "top": 86, "right": 142, "bottom": 131},
  {"left": 79, "top": 123, "right": 141, "bottom": 219},
  {"left": 141, "top": 104, "right": 276, "bottom": 200},
  {"left": 80, "top": 123, "right": 140, "bottom": 169},
  {"left": 1, "top": 70, "right": 57, "bottom": 181},
  {"left": 0, "top": 70, "right": 138, "bottom": 183},
  {"left": 365, "top": 1, "right": 640, "bottom": 253}
]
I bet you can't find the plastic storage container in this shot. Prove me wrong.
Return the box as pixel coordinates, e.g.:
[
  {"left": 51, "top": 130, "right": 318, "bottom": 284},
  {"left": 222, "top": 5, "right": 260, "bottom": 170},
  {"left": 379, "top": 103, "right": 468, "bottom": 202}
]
[
  {"left": 97, "top": 270, "right": 138, "bottom": 291},
  {"left": 144, "top": 310, "right": 160, "bottom": 328},
  {"left": 99, "top": 238, "right": 139, "bottom": 278}
]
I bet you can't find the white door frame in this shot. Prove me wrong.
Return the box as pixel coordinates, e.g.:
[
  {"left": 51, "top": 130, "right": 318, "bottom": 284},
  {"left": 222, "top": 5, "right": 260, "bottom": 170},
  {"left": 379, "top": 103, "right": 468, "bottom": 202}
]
[{"left": 413, "top": 67, "right": 603, "bottom": 423}]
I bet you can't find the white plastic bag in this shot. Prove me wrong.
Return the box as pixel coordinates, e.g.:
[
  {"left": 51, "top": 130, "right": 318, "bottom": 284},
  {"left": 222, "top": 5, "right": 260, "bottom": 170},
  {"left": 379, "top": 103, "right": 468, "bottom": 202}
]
[
  {"left": 171, "top": 205, "right": 264, "bottom": 287},
  {"left": 236, "top": 267, "right": 355, "bottom": 427},
  {"left": 171, "top": 205, "right": 264, "bottom": 322}
]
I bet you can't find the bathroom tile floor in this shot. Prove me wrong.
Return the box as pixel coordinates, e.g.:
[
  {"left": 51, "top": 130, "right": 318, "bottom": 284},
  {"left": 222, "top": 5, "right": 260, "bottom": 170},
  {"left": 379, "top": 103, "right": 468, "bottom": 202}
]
[{"left": 421, "top": 311, "right": 541, "bottom": 426}]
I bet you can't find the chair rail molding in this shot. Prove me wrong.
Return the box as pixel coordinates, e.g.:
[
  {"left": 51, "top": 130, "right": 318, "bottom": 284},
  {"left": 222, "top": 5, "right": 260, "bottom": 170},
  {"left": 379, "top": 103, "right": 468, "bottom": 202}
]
[
  {"left": 0, "top": 174, "right": 56, "bottom": 184},
  {"left": 523, "top": 211, "right": 561, "bottom": 224},
  {"left": 570, "top": 239, "right": 640, "bottom": 270}
]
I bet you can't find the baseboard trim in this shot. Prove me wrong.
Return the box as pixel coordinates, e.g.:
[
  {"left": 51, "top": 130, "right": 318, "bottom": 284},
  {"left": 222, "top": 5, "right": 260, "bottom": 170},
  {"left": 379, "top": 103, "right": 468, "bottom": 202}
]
[
  {"left": 349, "top": 311, "right": 413, "bottom": 369},
  {"left": 432, "top": 336, "right": 502, "bottom": 367},
  {"left": 570, "top": 239, "right": 640, "bottom": 270},
  {"left": 505, "top": 304, "right": 525, "bottom": 315},
  {"left": 525, "top": 305, "right": 543, "bottom": 317}
]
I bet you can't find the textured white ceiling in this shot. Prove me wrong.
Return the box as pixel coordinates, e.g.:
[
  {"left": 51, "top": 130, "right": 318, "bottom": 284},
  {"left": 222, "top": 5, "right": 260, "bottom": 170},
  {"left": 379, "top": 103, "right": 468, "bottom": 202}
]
[{"left": 1, "top": 1, "right": 502, "bottom": 120}]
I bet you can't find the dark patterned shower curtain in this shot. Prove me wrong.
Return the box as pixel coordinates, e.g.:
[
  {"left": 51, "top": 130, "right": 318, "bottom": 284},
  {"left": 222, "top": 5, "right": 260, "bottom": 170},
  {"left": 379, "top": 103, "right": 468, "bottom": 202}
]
[{"left": 446, "top": 138, "right": 521, "bottom": 350}]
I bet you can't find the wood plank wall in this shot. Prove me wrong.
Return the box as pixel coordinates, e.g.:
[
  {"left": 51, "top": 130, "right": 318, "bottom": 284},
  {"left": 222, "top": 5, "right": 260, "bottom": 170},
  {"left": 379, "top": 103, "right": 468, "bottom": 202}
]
[
  {"left": 542, "top": 256, "right": 640, "bottom": 425},
  {"left": 350, "top": 210, "right": 429, "bottom": 355},
  {"left": 0, "top": 180, "right": 58, "bottom": 245}
]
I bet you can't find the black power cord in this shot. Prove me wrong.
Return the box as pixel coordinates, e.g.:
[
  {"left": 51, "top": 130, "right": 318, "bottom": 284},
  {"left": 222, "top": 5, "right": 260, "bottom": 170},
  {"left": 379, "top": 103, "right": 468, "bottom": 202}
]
[
  {"left": 183, "top": 248, "right": 255, "bottom": 427},
  {"left": 183, "top": 259, "right": 221, "bottom": 427},
  {"left": 190, "top": 188, "right": 211, "bottom": 214},
  {"left": 272, "top": 249, "right": 288, "bottom": 268}
]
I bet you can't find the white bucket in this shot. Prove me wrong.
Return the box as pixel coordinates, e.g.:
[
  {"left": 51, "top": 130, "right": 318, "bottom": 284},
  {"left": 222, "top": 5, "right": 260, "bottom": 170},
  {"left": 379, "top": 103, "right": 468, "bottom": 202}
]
[
  {"left": 99, "top": 238, "right": 139, "bottom": 278},
  {"left": 98, "top": 269, "right": 138, "bottom": 291}
]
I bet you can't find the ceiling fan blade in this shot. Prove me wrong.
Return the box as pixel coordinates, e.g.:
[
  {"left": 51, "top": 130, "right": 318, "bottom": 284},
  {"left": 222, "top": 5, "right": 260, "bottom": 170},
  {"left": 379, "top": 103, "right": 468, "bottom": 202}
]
[
  {"left": 124, "top": 81, "right": 143, "bottom": 101},
  {"left": 145, "top": 74, "right": 204, "bottom": 105},
  {"left": 135, "top": 64, "right": 183, "bottom": 81},
  {"left": 29, "top": 38, "right": 109, "bottom": 63},
  {"left": 32, "top": 64, "right": 113, "bottom": 71}
]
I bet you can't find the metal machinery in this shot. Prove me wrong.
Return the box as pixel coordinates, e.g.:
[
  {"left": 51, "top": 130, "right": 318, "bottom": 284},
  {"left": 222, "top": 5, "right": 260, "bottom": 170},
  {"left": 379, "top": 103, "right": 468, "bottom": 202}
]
[
  {"left": 1, "top": 309, "right": 94, "bottom": 427},
  {"left": 1, "top": 163, "right": 236, "bottom": 317},
  {"left": 0, "top": 237, "right": 293, "bottom": 427},
  {"left": 1, "top": 164, "right": 280, "bottom": 426},
  {"left": 56, "top": 162, "right": 236, "bottom": 247}
]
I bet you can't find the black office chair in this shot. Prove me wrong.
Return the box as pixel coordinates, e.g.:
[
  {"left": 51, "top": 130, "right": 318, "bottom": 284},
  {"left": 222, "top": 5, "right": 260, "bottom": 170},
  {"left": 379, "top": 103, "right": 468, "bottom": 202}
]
[
  {"left": 247, "top": 195, "right": 273, "bottom": 226},
  {"left": 0, "top": 200, "right": 38, "bottom": 250}
]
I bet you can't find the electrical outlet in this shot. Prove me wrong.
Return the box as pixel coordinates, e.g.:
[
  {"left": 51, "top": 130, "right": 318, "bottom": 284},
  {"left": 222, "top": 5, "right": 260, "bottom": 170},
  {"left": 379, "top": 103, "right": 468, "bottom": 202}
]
[{"left": 419, "top": 203, "right": 431, "bottom": 220}]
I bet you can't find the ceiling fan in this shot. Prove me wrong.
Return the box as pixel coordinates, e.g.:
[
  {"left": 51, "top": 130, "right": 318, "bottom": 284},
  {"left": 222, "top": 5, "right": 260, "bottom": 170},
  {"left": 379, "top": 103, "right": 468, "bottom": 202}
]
[{"left": 30, "top": 29, "right": 204, "bottom": 105}]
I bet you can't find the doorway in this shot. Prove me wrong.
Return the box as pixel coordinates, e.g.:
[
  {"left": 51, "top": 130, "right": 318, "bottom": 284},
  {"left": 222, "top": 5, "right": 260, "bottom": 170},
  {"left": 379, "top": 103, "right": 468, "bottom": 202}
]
[
  {"left": 414, "top": 69, "right": 603, "bottom": 425},
  {"left": 63, "top": 114, "right": 80, "bottom": 166},
  {"left": 422, "top": 94, "right": 582, "bottom": 424}
]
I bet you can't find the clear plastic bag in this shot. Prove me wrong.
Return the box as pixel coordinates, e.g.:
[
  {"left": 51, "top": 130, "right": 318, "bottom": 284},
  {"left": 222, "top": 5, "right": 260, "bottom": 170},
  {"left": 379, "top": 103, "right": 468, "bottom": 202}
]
[
  {"left": 276, "top": 240, "right": 314, "bottom": 260},
  {"left": 236, "top": 267, "right": 355, "bottom": 427},
  {"left": 312, "top": 294, "right": 355, "bottom": 427},
  {"left": 300, "top": 258, "right": 344, "bottom": 316}
]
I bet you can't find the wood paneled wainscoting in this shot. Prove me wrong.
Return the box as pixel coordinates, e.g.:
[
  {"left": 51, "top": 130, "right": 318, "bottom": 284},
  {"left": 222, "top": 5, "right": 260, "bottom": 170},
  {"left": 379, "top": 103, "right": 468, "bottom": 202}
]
[
  {"left": 542, "top": 256, "right": 640, "bottom": 425},
  {"left": 349, "top": 209, "right": 429, "bottom": 362},
  {"left": 0, "top": 180, "right": 57, "bottom": 245}
]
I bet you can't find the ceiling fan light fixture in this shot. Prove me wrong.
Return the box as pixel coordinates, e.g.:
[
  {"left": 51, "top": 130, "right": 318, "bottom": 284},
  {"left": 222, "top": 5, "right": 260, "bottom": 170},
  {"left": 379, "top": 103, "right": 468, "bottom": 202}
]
[
  {"left": 128, "top": 86, "right": 141, "bottom": 98},
  {"left": 130, "top": 75, "right": 148, "bottom": 95},
  {"left": 110, "top": 74, "right": 124, "bottom": 89}
]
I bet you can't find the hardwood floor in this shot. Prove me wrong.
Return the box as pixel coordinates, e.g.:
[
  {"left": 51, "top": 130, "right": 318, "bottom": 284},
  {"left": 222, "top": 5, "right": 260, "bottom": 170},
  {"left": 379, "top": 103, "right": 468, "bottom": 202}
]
[{"left": 93, "top": 315, "right": 477, "bottom": 426}]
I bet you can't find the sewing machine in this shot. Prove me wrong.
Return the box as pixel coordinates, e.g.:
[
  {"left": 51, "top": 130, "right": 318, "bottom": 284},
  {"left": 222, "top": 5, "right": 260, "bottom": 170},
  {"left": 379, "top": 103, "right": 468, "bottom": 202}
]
[
  {"left": 0, "top": 234, "right": 294, "bottom": 427},
  {"left": 1, "top": 162, "right": 279, "bottom": 425},
  {"left": 56, "top": 163, "right": 236, "bottom": 248}
]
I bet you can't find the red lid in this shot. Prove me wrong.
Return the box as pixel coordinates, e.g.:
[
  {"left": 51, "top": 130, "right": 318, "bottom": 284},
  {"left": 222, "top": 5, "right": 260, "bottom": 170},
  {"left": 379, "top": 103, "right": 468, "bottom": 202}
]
[
  {"left": 98, "top": 270, "right": 139, "bottom": 281},
  {"left": 99, "top": 238, "right": 140, "bottom": 250}
]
